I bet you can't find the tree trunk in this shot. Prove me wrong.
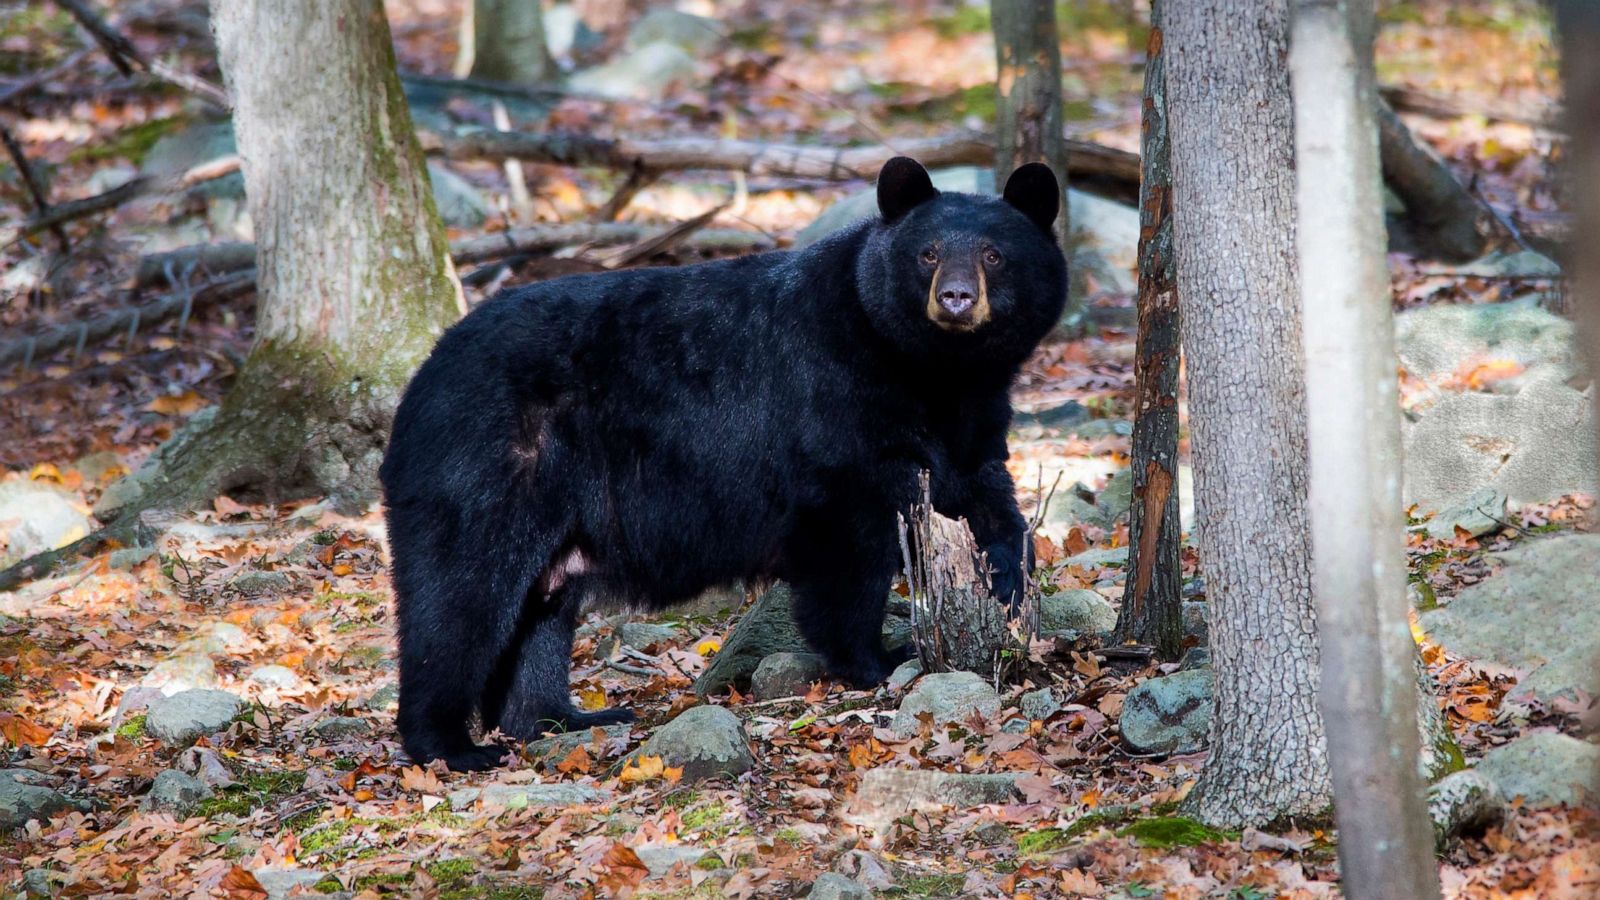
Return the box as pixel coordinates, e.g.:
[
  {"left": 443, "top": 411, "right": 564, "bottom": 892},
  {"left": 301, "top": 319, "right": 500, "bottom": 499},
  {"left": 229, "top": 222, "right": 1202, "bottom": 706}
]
[
  {"left": 1113, "top": 7, "right": 1183, "bottom": 662},
  {"left": 991, "top": 0, "right": 1069, "bottom": 242},
  {"left": 1376, "top": 100, "right": 1491, "bottom": 261},
  {"left": 150, "top": 0, "right": 462, "bottom": 513},
  {"left": 1555, "top": 0, "right": 1600, "bottom": 759},
  {"left": 1290, "top": 0, "right": 1441, "bottom": 894},
  {"left": 468, "top": 0, "right": 556, "bottom": 84},
  {"left": 1164, "top": 0, "right": 1332, "bottom": 828}
]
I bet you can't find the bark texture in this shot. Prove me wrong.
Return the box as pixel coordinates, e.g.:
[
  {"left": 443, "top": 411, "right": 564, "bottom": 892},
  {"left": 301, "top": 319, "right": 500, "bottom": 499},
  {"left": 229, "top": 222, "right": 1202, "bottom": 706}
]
[
  {"left": 468, "top": 0, "right": 555, "bottom": 84},
  {"left": 991, "top": 0, "right": 1070, "bottom": 241},
  {"left": 1114, "top": 12, "right": 1184, "bottom": 661},
  {"left": 178, "top": 0, "right": 460, "bottom": 511},
  {"left": 1164, "top": 0, "right": 1331, "bottom": 827},
  {"left": 1290, "top": 0, "right": 1440, "bottom": 894}
]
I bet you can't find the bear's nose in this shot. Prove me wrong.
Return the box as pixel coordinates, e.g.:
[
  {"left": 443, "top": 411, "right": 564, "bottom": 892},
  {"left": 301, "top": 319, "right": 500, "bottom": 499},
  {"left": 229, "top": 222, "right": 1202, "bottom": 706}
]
[{"left": 939, "top": 285, "right": 975, "bottom": 316}]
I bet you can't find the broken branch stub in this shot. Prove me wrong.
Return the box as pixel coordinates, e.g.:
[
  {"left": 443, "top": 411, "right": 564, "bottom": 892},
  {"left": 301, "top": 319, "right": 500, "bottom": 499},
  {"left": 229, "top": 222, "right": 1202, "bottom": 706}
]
[{"left": 898, "top": 472, "right": 1035, "bottom": 682}]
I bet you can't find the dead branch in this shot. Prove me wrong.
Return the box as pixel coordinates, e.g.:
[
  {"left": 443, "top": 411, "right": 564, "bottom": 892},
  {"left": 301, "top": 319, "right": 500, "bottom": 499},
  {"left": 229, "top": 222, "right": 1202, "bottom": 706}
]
[
  {"left": 449, "top": 221, "right": 773, "bottom": 266},
  {"left": 0, "top": 122, "right": 69, "bottom": 251},
  {"left": 0, "top": 155, "right": 240, "bottom": 250},
  {"left": 1377, "top": 99, "right": 1498, "bottom": 261},
  {"left": 0, "top": 49, "right": 94, "bottom": 107},
  {"left": 1379, "top": 84, "right": 1559, "bottom": 131},
  {"left": 55, "top": 0, "right": 229, "bottom": 108}
]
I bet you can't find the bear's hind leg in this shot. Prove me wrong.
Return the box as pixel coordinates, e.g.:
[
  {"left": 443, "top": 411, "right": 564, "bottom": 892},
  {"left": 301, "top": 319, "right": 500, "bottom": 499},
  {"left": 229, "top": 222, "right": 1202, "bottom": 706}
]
[
  {"left": 786, "top": 516, "right": 908, "bottom": 689},
  {"left": 482, "top": 585, "right": 636, "bottom": 741}
]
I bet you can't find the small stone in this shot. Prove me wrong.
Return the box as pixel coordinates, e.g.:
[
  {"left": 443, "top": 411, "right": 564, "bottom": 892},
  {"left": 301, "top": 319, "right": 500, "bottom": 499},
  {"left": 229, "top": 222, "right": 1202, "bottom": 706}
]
[
  {"left": 1119, "top": 668, "right": 1213, "bottom": 754},
  {"left": 847, "top": 769, "right": 1019, "bottom": 829},
  {"left": 833, "top": 849, "right": 895, "bottom": 890},
  {"left": 248, "top": 665, "right": 302, "bottom": 690},
  {"left": 634, "top": 845, "right": 711, "bottom": 877},
  {"left": 1019, "top": 687, "right": 1061, "bottom": 722},
  {"left": 141, "top": 653, "right": 219, "bottom": 695},
  {"left": 145, "top": 689, "right": 242, "bottom": 747},
  {"left": 1427, "top": 769, "right": 1505, "bottom": 850},
  {"left": 809, "top": 873, "right": 870, "bottom": 900},
  {"left": 1061, "top": 546, "right": 1129, "bottom": 569},
  {"left": 310, "top": 717, "right": 370, "bottom": 740},
  {"left": 1473, "top": 732, "right": 1599, "bottom": 809},
  {"left": 627, "top": 8, "right": 724, "bottom": 54},
  {"left": 228, "top": 570, "right": 291, "bottom": 595},
  {"left": 22, "top": 868, "right": 63, "bottom": 896},
  {"left": 886, "top": 658, "right": 923, "bottom": 692},
  {"left": 631, "top": 705, "right": 753, "bottom": 782},
  {"left": 186, "top": 622, "right": 252, "bottom": 654},
  {"left": 143, "top": 769, "right": 212, "bottom": 815},
  {"left": 1015, "top": 400, "right": 1090, "bottom": 430},
  {"left": 448, "top": 783, "right": 611, "bottom": 812},
  {"left": 1423, "top": 487, "right": 1508, "bottom": 539},
  {"left": 0, "top": 772, "right": 77, "bottom": 829},
  {"left": 250, "top": 867, "right": 327, "bottom": 900},
  {"left": 1182, "top": 601, "right": 1209, "bottom": 645},
  {"left": 426, "top": 162, "right": 487, "bottom": 228},
  {"left": 1039, "top": 589, "right": 1116, "bottom": 635},
  {"left": 524, "top": 725, "right": 632, "bottom": 772},
  {"left": 618, "top": 621, "right": 679, "bottom": 650},
  {"left": 891, "top": 672, "right": 1003, "bottom": 737},
  {"left": 749, "top": 652, "right": 826, "bottom": 699},
  {"left": 108, "top": 546, "right": 156, "bottom": 570},
  {"left": 365, "top": 683, "right": 399, "bottom": 711},
  {"left": 176, "top": 746, "right": 237, "bottom": 788}
]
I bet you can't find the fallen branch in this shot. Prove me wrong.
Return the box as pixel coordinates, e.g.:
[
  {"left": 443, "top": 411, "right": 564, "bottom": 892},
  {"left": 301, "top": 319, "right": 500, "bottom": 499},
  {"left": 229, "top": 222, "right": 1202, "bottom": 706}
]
[
  {"left": 0, "top": 122, "right": 69, "bottom": 251},
  {"left": 1377, "top": 99, "right": 1497, "bottom": 261},
  {"left": 56, "top": 0, "right": 229, "bottom": 108},
  {"left": 0, "top": 49, "right": 93, "bottom": 107},
  {"left": 1380, "top": 84, "right": 1559, "bottom": 131},
  {"left": 0, "top": 155, "right": 240, "bottom": 250}
]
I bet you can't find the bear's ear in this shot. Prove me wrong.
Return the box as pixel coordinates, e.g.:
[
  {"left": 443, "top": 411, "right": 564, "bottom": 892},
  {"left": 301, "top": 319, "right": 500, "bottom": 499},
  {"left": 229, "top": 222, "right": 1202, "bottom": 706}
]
[
  {"left": 1002, "top": 162, "right": 1060, "bottom": 235},
  {"left": 877, "top": 157, "right": 938, "bottom": 223}
]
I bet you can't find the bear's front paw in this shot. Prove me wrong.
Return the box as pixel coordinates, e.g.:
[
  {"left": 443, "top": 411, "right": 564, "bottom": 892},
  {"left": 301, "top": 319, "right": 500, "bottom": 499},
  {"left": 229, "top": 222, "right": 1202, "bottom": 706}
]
[{"left": 985, "top": 551, "right": 1025, "bottom": 613}]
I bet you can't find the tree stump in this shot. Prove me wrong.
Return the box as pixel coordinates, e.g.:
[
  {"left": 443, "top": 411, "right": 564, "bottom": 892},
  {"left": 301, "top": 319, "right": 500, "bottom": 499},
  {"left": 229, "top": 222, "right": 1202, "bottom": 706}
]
[{"left": 898, "top": 473, "right": 1035, "bottom": 682}]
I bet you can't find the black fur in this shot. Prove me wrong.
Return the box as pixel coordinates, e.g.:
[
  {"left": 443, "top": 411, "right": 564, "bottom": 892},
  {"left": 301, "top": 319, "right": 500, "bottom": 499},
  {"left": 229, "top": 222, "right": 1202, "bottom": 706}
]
[{"left": 380, "top": 158, "right": 1068, "bottom": 771}]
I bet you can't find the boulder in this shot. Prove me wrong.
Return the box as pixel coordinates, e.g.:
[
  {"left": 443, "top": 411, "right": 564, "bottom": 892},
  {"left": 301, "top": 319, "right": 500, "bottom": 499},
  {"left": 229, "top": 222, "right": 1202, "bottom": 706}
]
[
  {"left": 1394, "top": 298, "right": 1580, "bottom": 392},
  {"left": 750, "top": 652, "right": 826, "bottom": 699},
  {"left": 1119, "top": 667, "right": 1213, "bottom": 754},
  {"left": 1418, "top": 534, "right": 1600, "bottom": 703},
  {"left": 1473, "top": 732, "right": 1598, "bottom": 809},
  {"left": 1422, "top": 487, "right": 1507, "bottom": 539},
  {"left": 0, "top": 772, "right": 78, "bottom": 829},
  {"left": 570, "top": 42, "right": 696, "bottom": 101},
  {"left": 847, "top": 768, "right": 1019, "bottom": 829},
  {"left": 145, "top": 689, "right": 242, "bottom": 747},
  {"left": 618, "top": 621, "right": 679, "bottom": 650},
  {"left": 0, "top": 480, "right": 91, "bottom": 568},
  {"left": 522, "top": 724, "right": 632, "bottom": 773},
  {"left": 1427, "top": 769, "right": 1504, "bottom": 850},
  {"left": 891, "top": 671, "right": 1002, "bottom": 736},
  {"left": 809, "top": 873, "right": 871, "bottom": 900},
  {"left": 1039, "top": 589, "right": 1116, "bottom": 636},
  {"left": 1403, "top": 381, "right": 1596, "bottom": 509},
  {"left": 886, "top": 658, "right": 923, "bottom": 693},
  {"left": 632, "top": 705, "right": 752, "bottom": 782},
  {"left": 143, "top": 769, "right": 212, "bottom": 815}
]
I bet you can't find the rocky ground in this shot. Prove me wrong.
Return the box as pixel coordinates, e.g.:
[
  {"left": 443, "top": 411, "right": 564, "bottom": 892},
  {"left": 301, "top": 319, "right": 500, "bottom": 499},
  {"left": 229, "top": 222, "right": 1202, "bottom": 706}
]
[{"left": 1, "top": 1, "right": 1595, "bottom": 898}]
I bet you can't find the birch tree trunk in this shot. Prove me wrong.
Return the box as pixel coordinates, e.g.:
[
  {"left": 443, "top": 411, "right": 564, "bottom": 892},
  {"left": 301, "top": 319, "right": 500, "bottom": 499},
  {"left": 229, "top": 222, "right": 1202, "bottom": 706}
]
[
  {"left": 126, "top": 0, "right": 462, "bottom": 513},
  {"left": 991, "top": 0, "right": 1070, "bottom": 243},
  {"left": 1114, "top": 5, "right": 1183, "bottom": 661},
  {"left": 1164, "top": 0, "right": 1332, "bottom": 827},
  {"left": 1291, "top": 0, "right": 1440, "bottom": 894},
  {"left": 468, "top": 0, "right": 556, "bottom": 84}
]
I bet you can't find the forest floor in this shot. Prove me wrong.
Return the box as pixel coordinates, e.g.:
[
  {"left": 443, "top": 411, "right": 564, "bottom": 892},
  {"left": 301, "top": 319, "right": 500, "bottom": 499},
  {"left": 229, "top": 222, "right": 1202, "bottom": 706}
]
[{"left": 0, "top": 1, "right": 1595, "bottom": 897}]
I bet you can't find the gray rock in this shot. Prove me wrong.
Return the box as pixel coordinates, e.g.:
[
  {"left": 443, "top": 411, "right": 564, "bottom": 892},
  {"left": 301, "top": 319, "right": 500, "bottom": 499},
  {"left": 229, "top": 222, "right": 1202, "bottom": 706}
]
[
  {"left": 21, "top": 868, "right": 63, "bottom": 897},
  {"left": 229, "top": 570, "right": 292, "bottom": 596},
  {"left": 634, "top": 845, "right": 711, "bottom": 877},
  {"left": 251, "top": 867, "right": 327, "bottom": 900},
  {"left": 809, "top": 873, "right": 871, "bottom": 900},
  {"left": 175, "top": 746, "right": 236, "bottom": 789},
  {"left": 310, "top": 717, "right": 371, "bottom": 740},
  {"left": 696, "top": 584, "right": 908, "bottom": 695},
  {"left": 144, "top": 769, "right": 212, "bottom": 815},
  {"left": 141, "top": 652, "right": 219, "bottom": 695},
  {"left": 1426, "top": 249, "right": 1562, "bottom": 279},
  {"left": 1403, "top": 381, "right": 1596, "bottom": 509},
  {"left": 365, "top": 683, "right": 399, "bottom": 711},
  {"left": 142, "top": 120, "right": 243, "bottom": 198},
  {"left": 1019, "top": 687, "right": 1061, "bottom": 722},
  {"left": 426, "top": 163, "right": 488, "bottom": 228},
  {"left": 145, "top": 689, "right": 242, "bottom": 747},
  {"left": 1422, "top": 487, "right": 1508, "bottom": 539},
  {"left": 523, "top": 724, "right": 632, "bottom": 772},
  {"left": 1473, "top": 732, "right": 1598, "bottom": 809},
  {"left": 1182, "top": 601, "right": 1209, "bottom": 645},
  {"left": 886, "top": 659, "right": 923, "bottom": 692},
  {"left": 834, "top": 849, "right": 896, "bottom": 890},
  {"left": 73, "top": 450, "right": 123, "bottom": 483},
  {"left": 848, "top": 768, "right": 1019, "bottom": 828},
  {"left": 1088, "top": 468, "right": 1133, "bottom": 529},
  {"left": 1014, "top": 399, "right": 1090, "bottom": 430},
  {"left": 448, "top": 782, "right": 611, "bottom": 812},
  {"left": 750, "top": 652, "right": 826, "bottom": 699},
  {"left": 1039, "top": 589, "right": 1116, "bottom": 635},
  {"left": 0, "top": 773, "right": 77, "bottom": 829},
  {"left": 627, "top": 9, "right": 723, "bottom": 54},
  {"left": 570, "top": 42, "right": 696, "bottom": 101},
  {"left": 108, "top": 546, "right": 157, "bottom": 570},
  {"left": 1395, "top": 298, "right": 1579, "bottom": 392},
  {"left": 0, "top": 481, "right": 91, "bottom": 568},
  {"left": 248, "top": 664, "right": 302, "bottom": 690},
  {"left": 1177, "top": 647, "right": 1211, "bottom": 671},
  {"left": 618, "top": 621, "right": 679, "bottom": 650},
  {"left": 1427, "top": 769, "right": 1504, "bottom": 850},
  {"left": 1418, "top": 534, "right": 1600, "bottom": 703},
  {"left": 632, "top": 705, "right": 752, "bottom": 782},
  {"left": 1119, "top": 667, "right": 1213, "bottom": 754},
  {"left": 1061, "top": 546, "right": 1129, "bottom": 569},
  {"left": 891, "top": 671, "right": 1002, "bottom": 736}
]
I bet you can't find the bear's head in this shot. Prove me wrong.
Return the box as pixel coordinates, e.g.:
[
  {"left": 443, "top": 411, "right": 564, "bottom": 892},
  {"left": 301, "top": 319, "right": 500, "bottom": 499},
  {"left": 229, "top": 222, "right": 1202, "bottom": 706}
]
[{"left": 856, "top": 157, "right": 1068, "bottom": 368}]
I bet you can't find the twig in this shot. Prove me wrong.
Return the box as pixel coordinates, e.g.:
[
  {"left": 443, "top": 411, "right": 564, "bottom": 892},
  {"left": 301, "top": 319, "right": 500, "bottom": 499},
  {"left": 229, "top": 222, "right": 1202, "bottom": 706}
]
[
  {"left": 0, "top": 49, "right": 93, "bottom": 107},
  {"left": 591, "top": 202, "right": 730, "bottom": 269},
  {"left": 592, "top": 164, "right": 656, "bottom": 222},
  {"left": 0, "top": 155, "right": 240, "bottom": 250},
  {"left": 0, "top": 122, "right": 68, "bottom": 251},
  {"left": 604, "top": 660, "right": 659, "bottom": 678},
  {"left": 55, "top": 0, "right": 229, "bottom": 108}
]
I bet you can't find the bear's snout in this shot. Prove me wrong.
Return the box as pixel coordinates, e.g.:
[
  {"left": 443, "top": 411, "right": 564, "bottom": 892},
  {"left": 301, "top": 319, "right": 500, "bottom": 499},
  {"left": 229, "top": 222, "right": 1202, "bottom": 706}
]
[{"left": 926, "top": 263, "right": 991, "bottom": 330}]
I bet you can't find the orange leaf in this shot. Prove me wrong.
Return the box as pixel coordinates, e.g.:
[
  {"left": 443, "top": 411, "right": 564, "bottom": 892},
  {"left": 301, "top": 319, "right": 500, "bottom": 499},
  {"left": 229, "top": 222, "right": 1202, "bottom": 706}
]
[
  {"left": 1032, "top": 533, "right": 1062, "bottom": 567},
  {"left": 619, "top": 754, "right": 667, "bottom": 783},
  {"left": 0, "top": 713, "right": 52, "bottom": 747},
  {"left": 555, "top": 744, "right": 592, "bottom": 775},
  {"left": 218, "top": 866, "right": 268, "bottom": 900},
  {"left": 596, "top": 843, "right": 650, "bottom": 893},
  {"left": 399, "top": 765, "right": 445, "bottom": 793},
  {"left": 146, "top": 391, "right": 208, "bottom": 416},
  {"left": 213, "top": 495, "right": 250, "bottom": 518}
]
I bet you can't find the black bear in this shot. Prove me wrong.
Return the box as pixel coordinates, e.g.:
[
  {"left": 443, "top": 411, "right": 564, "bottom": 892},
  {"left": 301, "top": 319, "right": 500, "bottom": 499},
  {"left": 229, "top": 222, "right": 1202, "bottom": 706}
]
[{"left": 381, "top": 157, "right": 1067, "bottom": 771}]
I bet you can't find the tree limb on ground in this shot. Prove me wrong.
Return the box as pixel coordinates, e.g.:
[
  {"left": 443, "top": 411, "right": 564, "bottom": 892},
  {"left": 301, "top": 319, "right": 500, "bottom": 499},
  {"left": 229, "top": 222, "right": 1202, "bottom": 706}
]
[
  {"left": 1377, "top": 98, "right": 1501, "bottom": 261},
  {"left": 0, "top": 155, "right": 241, "bottom": 250},
  {"left": 1379, "top": 84, "right": 1559, "bottom": 131},
  {"left": 55, "top": 0, "right": 230, "bottom": 109}
]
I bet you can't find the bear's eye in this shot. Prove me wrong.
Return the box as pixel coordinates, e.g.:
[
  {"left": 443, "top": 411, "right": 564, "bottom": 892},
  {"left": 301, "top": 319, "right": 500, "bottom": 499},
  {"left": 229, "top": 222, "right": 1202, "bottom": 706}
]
[
  {"left": 920, "top": 247, "right": 939, "bottom": 265},
  {"left": 983, "top": 248, "right": 1003, "bottom": 267}
]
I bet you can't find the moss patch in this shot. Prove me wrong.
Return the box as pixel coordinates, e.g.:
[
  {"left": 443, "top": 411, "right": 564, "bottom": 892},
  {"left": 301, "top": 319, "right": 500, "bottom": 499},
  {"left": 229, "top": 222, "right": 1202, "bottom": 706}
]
[
  {"left": 1116, "top": 816, "right": 1236, "bottom": 848},
  {"left": 67, "top": 117, "right": 184, "bottom": 165},
  {"left": 196, "top": 770, "right": 307, "bottom": 819},
  {"left": 116, "top": 713, "right": 148, "bottom": 740}
]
